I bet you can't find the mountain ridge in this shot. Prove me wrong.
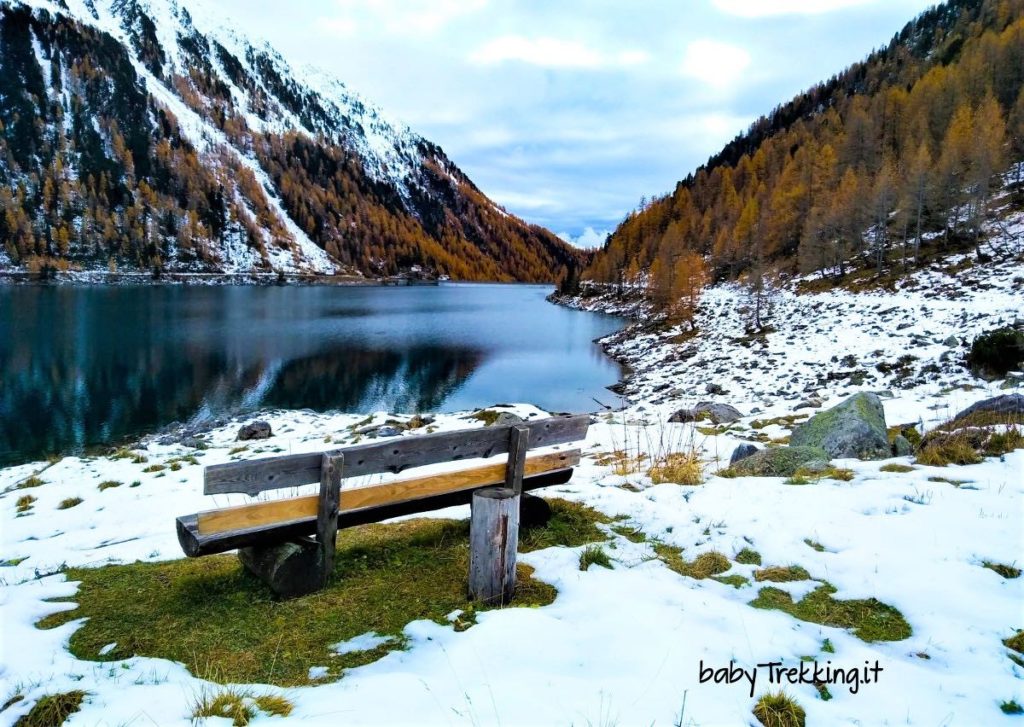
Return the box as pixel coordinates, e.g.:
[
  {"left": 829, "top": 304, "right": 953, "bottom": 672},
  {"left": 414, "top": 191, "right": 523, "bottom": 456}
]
[{"left": 0, "top": 0, "right": 581, "bottom": 280}]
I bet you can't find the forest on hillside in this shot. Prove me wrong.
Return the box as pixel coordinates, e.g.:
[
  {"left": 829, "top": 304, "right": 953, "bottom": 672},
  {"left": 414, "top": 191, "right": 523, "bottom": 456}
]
[
  {"left": 0, "top": 4, "right": 579, "bottom": 281},
  {"left": 584, "top": 0, "right": 1024, "bottom": 315}
]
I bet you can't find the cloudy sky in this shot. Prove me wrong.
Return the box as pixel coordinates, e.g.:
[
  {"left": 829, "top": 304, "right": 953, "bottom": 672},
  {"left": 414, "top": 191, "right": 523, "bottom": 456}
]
[{"left": 215, "top": 0, "right": 936, "bottom": 247}]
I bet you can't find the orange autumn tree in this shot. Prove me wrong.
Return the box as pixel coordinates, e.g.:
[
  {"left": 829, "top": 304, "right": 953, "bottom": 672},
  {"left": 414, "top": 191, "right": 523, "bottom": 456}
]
[{"left": 671, "top": 251, "right": 709, "bottom": 330}]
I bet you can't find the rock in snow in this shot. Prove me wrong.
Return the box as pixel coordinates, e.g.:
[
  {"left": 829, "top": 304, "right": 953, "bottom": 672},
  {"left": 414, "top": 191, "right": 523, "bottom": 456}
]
[{"left": 790, "top": 392, "right": 891, "bottom": 460}]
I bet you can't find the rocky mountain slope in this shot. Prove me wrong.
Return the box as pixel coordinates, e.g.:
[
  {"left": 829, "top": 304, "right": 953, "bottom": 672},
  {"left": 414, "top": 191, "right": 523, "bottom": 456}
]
[{"left": 0, "top": 0, "right": 580, "bottom": 280}]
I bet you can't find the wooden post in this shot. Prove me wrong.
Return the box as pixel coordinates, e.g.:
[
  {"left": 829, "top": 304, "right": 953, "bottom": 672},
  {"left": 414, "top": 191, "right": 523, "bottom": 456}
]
[
  {"left": 468, "top": 487, "right": 520, "bottom": 606},
  {"left": 505, "top": 425, "right": 529, "bottom": 494},
  {"left": 317, "top": 452, "right": 343, "bottom": 586}
]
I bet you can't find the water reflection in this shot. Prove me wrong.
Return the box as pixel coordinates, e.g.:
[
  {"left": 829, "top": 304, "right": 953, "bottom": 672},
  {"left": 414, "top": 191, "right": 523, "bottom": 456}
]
[{"left": 0, "top": 284, "right": 624, "bottom": 465}]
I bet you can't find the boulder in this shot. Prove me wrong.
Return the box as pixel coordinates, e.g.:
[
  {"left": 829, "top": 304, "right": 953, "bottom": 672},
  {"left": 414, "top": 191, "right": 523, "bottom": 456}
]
[
  {"left": 796, "top": 397, "right": 824, "bottom": 409},
  {"left": 706, "top": 383, "right": 728, "bottom": 395},
  {"left": 950, "top": 394, "right": 1024, "bottom": 424},
  {"left": 725, "top": 446, "right": 830, "bottom": 477},
  {"left": 790, "top": 392, "right": 890, "bottom": 460},
  {"left": 237, "top": 420, "right": 272, "bottom": 441},
  {"left": 668, "top": 402, "right": 743, "bottom": 425},
  {"left": 729, "top": 443, "right": 759, "bottom": 465},
  {"left": 942, "top": 335, "right": 960, "bottom": 348},
  {"left": 238, "top": 539, "right": 324, "bottom": 599}
]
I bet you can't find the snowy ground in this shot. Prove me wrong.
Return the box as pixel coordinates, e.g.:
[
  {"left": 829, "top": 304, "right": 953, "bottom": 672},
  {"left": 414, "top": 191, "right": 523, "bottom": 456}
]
[{"left": 1, "top": 252, "right": 1022, "bottom": 725}]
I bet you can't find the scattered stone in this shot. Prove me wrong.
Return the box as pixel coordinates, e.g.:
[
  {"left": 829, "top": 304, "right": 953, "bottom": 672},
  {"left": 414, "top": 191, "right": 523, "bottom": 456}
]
[
  {"left": 492, "top": 412, "right": 525, "bottom": 427},
  {"left": 891, "top": 435, "right": 914, "bottom": 457},
  {"left": 370, "top": 425, "right": 403, "bottom": 438},
  {"left": 706, "top": 383, "right": 728, "bottom": 395},
  {"left": 951, "top": 394, "right": 1024, "bottom": 424},
  {"left": 236, "top": 420, "right": 272, "bottom": 441},
  {"left": 796, "top": 397, "right": 823, "bottom": 409},
  {"left": 725, "top": 446, "right": 831, "bottom": 477},
  {"left": 943, "top": 335, "right": 960, "bottom": 347},
  {"left": 729, "top": 443, "right": 759, "bottom": 465},
  {"left": 668, "top": 402, "right": 743, "bottom": 425},
  {"left": 790, "top": 392, "right": 891, "bottom": 460}
]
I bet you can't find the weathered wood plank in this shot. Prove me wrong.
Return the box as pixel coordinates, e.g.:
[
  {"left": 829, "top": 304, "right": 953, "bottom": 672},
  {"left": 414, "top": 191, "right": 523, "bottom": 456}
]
[
  {"left": 317, "top": 453, "right": 343, "bottom": 582},
  {"left": 177, "top": 467, "right": 575, "bottom": 557},
  {"left": 468, "top": 487, "right": 519, "bottom": 606},
  {"left": 195, "top": 449, "right": 580, "bottom": 538},
  {"left": 505, "top": 425, "right": 529, "bottom": 494},
  {"left": 204, "top": 414, "right": 589, "bottom": 496}
]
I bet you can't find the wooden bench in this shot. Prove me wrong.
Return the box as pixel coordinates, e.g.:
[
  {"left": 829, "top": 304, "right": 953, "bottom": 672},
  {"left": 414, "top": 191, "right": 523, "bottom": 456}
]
[{"left": 175, "top": 414, "right": 589, "bottom": 599}]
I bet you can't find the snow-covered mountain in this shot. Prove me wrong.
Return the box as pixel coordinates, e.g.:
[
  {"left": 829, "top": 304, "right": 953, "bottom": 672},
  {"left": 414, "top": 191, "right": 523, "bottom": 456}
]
[{"left": 0, "top": 0, "right": 580, "bottom": 279}]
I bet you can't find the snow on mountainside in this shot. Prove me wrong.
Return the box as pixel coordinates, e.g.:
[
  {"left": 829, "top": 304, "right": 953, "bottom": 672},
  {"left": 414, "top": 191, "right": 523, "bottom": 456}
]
[{"left": 0, "top": 0, "right": 579, "bottom": 279}]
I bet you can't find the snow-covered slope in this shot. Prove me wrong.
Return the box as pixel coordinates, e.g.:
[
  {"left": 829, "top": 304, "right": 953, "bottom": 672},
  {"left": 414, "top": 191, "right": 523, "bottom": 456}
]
[{"left": 0, "top": 0, "right": 578, "bottom": 279}]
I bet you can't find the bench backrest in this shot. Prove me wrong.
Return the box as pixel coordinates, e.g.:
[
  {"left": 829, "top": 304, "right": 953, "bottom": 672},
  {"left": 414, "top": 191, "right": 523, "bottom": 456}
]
[
  {"left": 205, "top": 415, "right": 590, "bottom": 496},
  {"left": 177, "top": 415, "right": 590, "bottom": 557}
]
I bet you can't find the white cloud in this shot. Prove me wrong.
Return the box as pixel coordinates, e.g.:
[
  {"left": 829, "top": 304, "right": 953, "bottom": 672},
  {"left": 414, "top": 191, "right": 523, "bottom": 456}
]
[
  {"left": 471, "top": 36, "right": 649, "bottom": 69},
  {"left": 558, "top": 227, "right": 611, "bottom": 249},
  {"left": 319, "top": 0, "right": 486, "bottom": 37},
  {"left": 712, "top": 0, "right": 874, "bottom": 17},
  {"left": 680, "top": 39, "right": 751, "bottom": 89}
]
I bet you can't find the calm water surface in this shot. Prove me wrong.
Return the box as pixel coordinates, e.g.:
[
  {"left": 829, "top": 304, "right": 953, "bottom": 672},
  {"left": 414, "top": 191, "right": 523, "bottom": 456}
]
[{"left": 0, "top": 283, "right": 624, "bottom": 465}]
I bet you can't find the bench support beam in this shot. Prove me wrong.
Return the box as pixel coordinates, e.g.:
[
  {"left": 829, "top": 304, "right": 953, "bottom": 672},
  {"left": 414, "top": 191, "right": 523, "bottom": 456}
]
[
  {"left": 468, "top": 487, "right": 520, "bottom": 606},
  {"left": 317, "top": 452, "right": 344, "bottom": 585}
]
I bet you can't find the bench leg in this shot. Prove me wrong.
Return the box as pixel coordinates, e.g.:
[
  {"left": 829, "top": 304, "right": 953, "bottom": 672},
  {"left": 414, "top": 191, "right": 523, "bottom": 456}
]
[
  {"left": 238, "top": 538, "right": 323, "bottom": 599},
  {"left": 468, "top": 487, "right": 520, "bottom": 606}
]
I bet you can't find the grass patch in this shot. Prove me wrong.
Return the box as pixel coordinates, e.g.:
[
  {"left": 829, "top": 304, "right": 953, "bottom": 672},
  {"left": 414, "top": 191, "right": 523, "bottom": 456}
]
[
  {"left": 1004, "top": 630, "right": 1024, "bottom": 656},
  {"left": 97, "top": 480, "right": 121, "bottom": 492},
  {"left": 916, "top": 437, "right": 984, "bottom": 466},
  {"left": 714, "top": 574, "right": 750, "bottom": 588},
  {"left": 229, "top": 446, "right": 248, "bottom": 455},
  {"left": 15, "top": 476, "right": 44, "bottom": 490},
  {"left": 469, "top": 409, "right": 501, "bottom": 426},
  {"left": 821, "top": 638, "right": 835, "bottom": 653},
  {"left": 13, "top": 691, "right": 86, "bottom": 727},
  {"left": 753, "top": 691, "right": 806, "bottom": 727},
  {"left": 784, "top": 466, "right": 854, "bottom": 485},
  {"left": 803, "top": 539, "right": 825, "bottom": 552},
  {"left": 647, "top": 451, "right": 703, "bottom": 485},
  {"left": 579, "top": 545, "right": 613, "bottom": 570},
  {"left": 57, "top": 497, "right": 83, "bottom": 510},
  {"left": 983, "top": 561, "right": 1021, "bottom": 579},
  {"left": 751, "top": 415, "right": 808, "bottom": 431},
  {"left": 754, "top": 565, "right": 811, "bottom": 582},
  {"left": 655, "top": 544, "right": 731, "bottom": 580},
  {"left": 611, "top": 524, "right": 646, "bottom": 543},
  {"left": 1002, "top": 700, "right": 1024, "bottom": 715},
  {"left": 141, "top": 464, "right": 165, "bottom": 473},
  {"left": 16, "top": 495, "right": 36, "bottom": 513},
  {"left": 190, "top": 687, "right": 293, "bottom": 726},
  {"left": 594, "top": 449, "right": 647, "bottom": 476},
  {"left": 927, "top": 476, "right": 971, "bottom": 486},
  {"left": 880, "top": 463, "right": 915, "bottom": 473},
  {"left": 750, "top": 583, "right": 911, "bottom": 642},
  {"left": 735, "top": 547, "right": 762, "bottom": 565},
  {"left": 36, "top": 499, "right": 599, "bottom": 686}
]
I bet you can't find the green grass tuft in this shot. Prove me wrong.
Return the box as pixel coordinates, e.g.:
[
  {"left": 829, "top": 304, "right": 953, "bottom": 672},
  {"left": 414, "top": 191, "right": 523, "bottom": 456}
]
[
  {"left": 35, "top": 499, "right": 599, "bottom": 687},
  {"left": 1004, "top": 630, "right": 1024, "bottom": 655},
  {"left": 15, "top": 476, "right": 44, "bottom": 490},
  {"left": 611, "top": 524, "right": 646, "bottom": 543},
  {"left": 983, "top": 561, "right": 1021, "bottom": 579},
  {"left": 803, "top": 539, "right": 825, "bottom": 552},
  {"left": 1002, "top": 700, "right": 1024, "bottom": 715},
  {"left": 750, "top": 583, "right": 911, "bottom": 642},
  {"left": 57, "top": 497, "right": 83, "bottom": 510},
  {"left": 752, "top": 691, "right": 806, "bottom": 727},
  {"left": 579, "top": 545, "right": 613, "bottom": 571},
  {"left": 13, "top": 691, "right": 86, "bottom": 727},
  {"left": 97, "top": 481, "right": 122, "bottom": 492},
  {"left": 735, "top": 547, "right": 762, "bottom": 565},
  {"left": 16, "top": 495, "right": 36, "bottom": 513},
  {"left": 754, "top": 565, "right": 811, "bottom": 582},
  {"left": 880, "top": 463, "right": 915, "bottom": 473},
  {"left": 655, "top": 544, "right": 731, "bottom": 580},
  {"left": 714, "top": 574, "right": 750, "bottom": 588}
]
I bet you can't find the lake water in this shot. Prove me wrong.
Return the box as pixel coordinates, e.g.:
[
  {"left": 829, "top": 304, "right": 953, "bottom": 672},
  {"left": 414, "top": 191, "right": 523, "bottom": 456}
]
[{"left": 0, "top": 283, "right": 625, "bottom": 465}]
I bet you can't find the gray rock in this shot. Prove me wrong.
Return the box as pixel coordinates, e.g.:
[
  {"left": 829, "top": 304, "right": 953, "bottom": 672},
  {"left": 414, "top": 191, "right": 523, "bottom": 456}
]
[
  {"left": 790, "top": 392, "right": 891, "bottom": 460},
  {"left": 796, "top": 397, "right": 823, "bottom": 409},
  {"left": 706, "top": 383, "right": 728, "bottom": 395},
  {"left": 800, "top": 459, "right": 831, "bottom": 474},
  {"left": 726, "top": 446, "right": 831, "bottom": 477},
  {"left": 951, "top": 394, "right": 1024, "bottom": 424},
  {"left": 943, "top": 335, "right": 960, "bottom": 347},
  {"left": 237, "top": 420, "right": 272, "bottom": 441},
  {"left": 669, "top": 402, "right": 743, "bottom": 425},
  {"left": 372, "top": 425, "right": 403, "bottom": 438},
  {"left": 729, "top": 443, "right": 759, "bottom": 465},
  {"left": 891, "top": 435, "right": 914, "bottom": 457},
  {"left": 238, "top": 540, "right": 324, "bottom": 599}
]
